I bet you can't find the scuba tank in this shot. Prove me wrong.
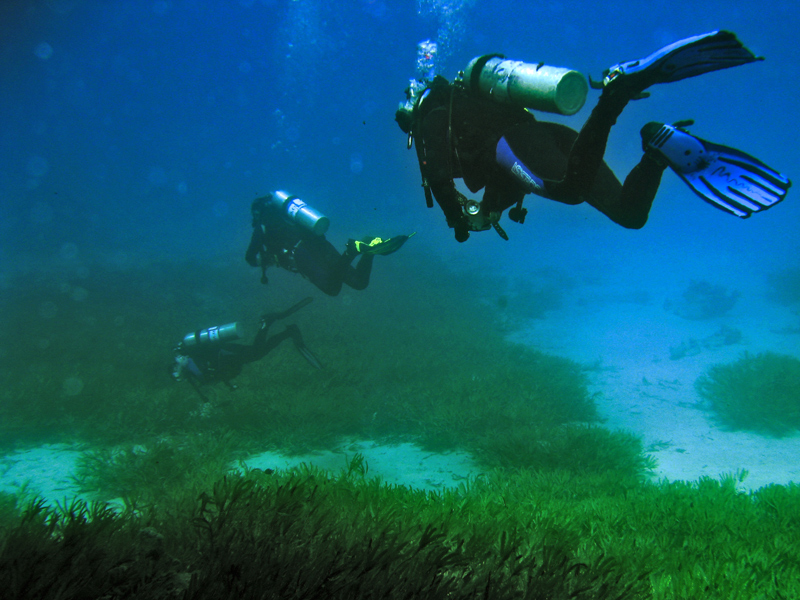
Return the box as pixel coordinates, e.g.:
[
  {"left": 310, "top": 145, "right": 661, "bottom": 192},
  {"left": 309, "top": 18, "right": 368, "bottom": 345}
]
[
  {"left": 464, "top": 54, "right": 588, "bottom": 116},
  {"left": 268, "top": 190, "right": 330, "bottom": 236},
  {"left": 173, "top": 322, "right": 240, "bottom": 383},
  {"left": 182, "top": 322, "right": 241, "bottom": 348}
]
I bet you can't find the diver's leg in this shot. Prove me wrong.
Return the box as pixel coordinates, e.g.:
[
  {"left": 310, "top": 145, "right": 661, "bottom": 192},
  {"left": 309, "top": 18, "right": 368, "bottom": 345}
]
[
  {"left": 494, "top": 116, "right": 616, "bottom": 205},
  {"left": 547, "top": 88, "right": 632, "bottom": 201},
  {"left": 251, "top": 324, "right": 322, "bottom": 368},
  {"left": 501, "top": 116, "right": 665, "bottom": 226},
  {"left": 543, "top": 32, "right": 724, "bottom": 203},
  {"left": 549, "top": 32, "right": 761, "bottom": 212},
  {"left": 258, "top": 297, "right": 313, "bottom": 337},
  {"left": 511, "top": 88, "right": 665, "bottom": 225},
  {"left": 583, "top": 154, "right": 666, "bottom": 229},
  {"left": 562, "top": 31, "right": 761, "bottom": 217},
  {"left": 247, "top": 327, "right": 294, "bottom": 363},
  {"left": 294, "top": 239, "right": 346, "bottom": 296},
  {"left": 342, "top": 253, "right": 374, "bottom": 291}
]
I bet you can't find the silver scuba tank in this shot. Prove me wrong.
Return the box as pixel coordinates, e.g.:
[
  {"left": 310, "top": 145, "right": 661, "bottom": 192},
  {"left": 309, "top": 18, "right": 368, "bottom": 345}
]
[
  {"left": 464, "top": 55, "right": 588, "bottom": 116},
  {"left": 182, "top": 322, "right": 241, "bottom": 348},
  {"left": 269, "top": 190, "right": 330, "bottom": 236}
]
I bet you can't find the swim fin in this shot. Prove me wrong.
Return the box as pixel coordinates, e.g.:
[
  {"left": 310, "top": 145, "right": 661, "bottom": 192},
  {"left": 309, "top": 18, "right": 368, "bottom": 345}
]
[
  {"left": 644, "top": 123, "right": 791, "bottom": 218},
  {"left": 599, "top": 30, "right": 762, "bottom": 96},
  {"left": 353, "top": 233, "right": 415, "bottom": 255},
  {"left": 295, "top": 342, "right": 323, "bottom": 370},
  {"left": 260, "top": 297, "right": 313, "bottom": 331},
  {"left": 284, "top": 324, "right": 323, "bottom": 369}
]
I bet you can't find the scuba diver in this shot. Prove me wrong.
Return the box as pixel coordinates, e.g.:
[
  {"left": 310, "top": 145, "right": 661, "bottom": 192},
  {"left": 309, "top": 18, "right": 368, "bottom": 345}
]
[
  {"left": 171, "top": 297, "right": 322, "bottom": 397},
  {"left": 396, "top": 32, "right": 791, "bottom": 242},
  {"left": 245, "top": 190, "right": 412, "bottom": 296}
]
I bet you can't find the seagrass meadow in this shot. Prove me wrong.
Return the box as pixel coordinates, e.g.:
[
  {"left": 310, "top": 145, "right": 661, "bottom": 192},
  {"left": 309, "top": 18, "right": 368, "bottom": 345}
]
[
  {"left": 2, "top": 250, "right": 800, "bottom": 598},
  {"left": 696, "top": 351, "right": 800, "bottom": 437}
]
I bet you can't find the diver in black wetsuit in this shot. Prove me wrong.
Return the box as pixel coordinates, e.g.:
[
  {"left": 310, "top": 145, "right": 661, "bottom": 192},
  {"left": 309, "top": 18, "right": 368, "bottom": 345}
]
[
  {"left": 245, "top": 191, "right": 411, "bottom": 296},
  {"left": 171, "top": 298, "right": 322, "bottom": 394},
  {"left": 396, "top": 32, "right": 790, "bottom": 243}
]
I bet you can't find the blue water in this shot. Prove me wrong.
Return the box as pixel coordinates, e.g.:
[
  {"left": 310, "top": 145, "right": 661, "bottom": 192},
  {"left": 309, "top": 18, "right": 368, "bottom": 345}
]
[{"left": 1, "top": 1, "right": 798, "bottom": 472}]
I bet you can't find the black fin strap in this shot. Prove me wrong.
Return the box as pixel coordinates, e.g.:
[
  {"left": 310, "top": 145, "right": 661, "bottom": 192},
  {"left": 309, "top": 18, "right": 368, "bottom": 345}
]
[{"left": 492, "top": 221, "right": 509, "bottom": 241}]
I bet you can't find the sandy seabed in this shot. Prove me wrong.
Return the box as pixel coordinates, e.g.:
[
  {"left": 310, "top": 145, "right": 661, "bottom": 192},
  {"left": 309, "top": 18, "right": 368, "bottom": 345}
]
[{"left": 507, "top": 285, "right": 800, "bottom": 492}]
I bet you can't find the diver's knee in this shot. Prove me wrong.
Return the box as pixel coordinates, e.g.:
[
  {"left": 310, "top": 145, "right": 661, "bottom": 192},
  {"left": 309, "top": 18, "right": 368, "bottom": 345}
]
[
  {"left": 545, "top": 181, "right": 584, "bottom": 205},
  {"left": 348, "top": 280, "right": 369, "bottom": 291},
  {"left": 318, "top": 282, "right": 342, "bottom": 296},
  {"left": 620, "top": 214, "right": 648, "bottom": 229}
]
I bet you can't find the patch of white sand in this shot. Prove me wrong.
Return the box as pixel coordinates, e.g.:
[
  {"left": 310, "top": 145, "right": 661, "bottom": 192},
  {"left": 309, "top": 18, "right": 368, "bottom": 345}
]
[
  {"left": 0, "top": 440, "right": 481, "bottom": 509},
  {"left": 0, "top": 444, "right": 84, "bottom": 505},
  {"left": 508, "top": 287, "right": 800, "bottom": 491},
  {"left": 240, "top": 440, "right": 479, "bottom": 491}
]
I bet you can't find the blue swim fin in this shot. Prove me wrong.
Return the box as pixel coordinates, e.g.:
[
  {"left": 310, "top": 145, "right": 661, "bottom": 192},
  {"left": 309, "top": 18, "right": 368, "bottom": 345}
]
[
  {"left": 644, "top": 123, "right": 791, "bottom": 218},
  {"left": 600, "top": 30, "right": 762, "bottom": 95}
]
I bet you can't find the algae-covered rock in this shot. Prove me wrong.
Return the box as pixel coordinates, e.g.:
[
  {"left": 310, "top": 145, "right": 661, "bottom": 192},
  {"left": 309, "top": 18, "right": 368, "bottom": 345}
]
[{"left": 665, "top": 279, "right": 740, "bottom": 320}]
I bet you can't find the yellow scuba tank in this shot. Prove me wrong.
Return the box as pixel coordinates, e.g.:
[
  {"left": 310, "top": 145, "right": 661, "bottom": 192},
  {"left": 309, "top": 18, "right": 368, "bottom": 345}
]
[{"left": 463, "top": 54, "right": 588, "bottom": 116}]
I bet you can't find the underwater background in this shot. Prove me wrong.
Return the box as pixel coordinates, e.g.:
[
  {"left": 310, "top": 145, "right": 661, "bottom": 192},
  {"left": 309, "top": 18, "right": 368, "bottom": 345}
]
[{"left": 2, "top": 0, "right": 800, "bottom": 598}]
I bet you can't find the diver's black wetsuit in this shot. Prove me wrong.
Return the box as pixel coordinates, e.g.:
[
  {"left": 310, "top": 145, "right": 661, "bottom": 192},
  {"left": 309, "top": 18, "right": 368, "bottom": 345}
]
[
  {"left": 178, "top": 304, "right": 322, "bottom": 391},
  {"left": 406, "top": 76, "right": 667, "bottom": 240},
  {"left": 181, "top": 325, "right": 307, "bottom": 385},
  {"left": 246, "top": 195, "right": 373, "bottom": 296}
]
